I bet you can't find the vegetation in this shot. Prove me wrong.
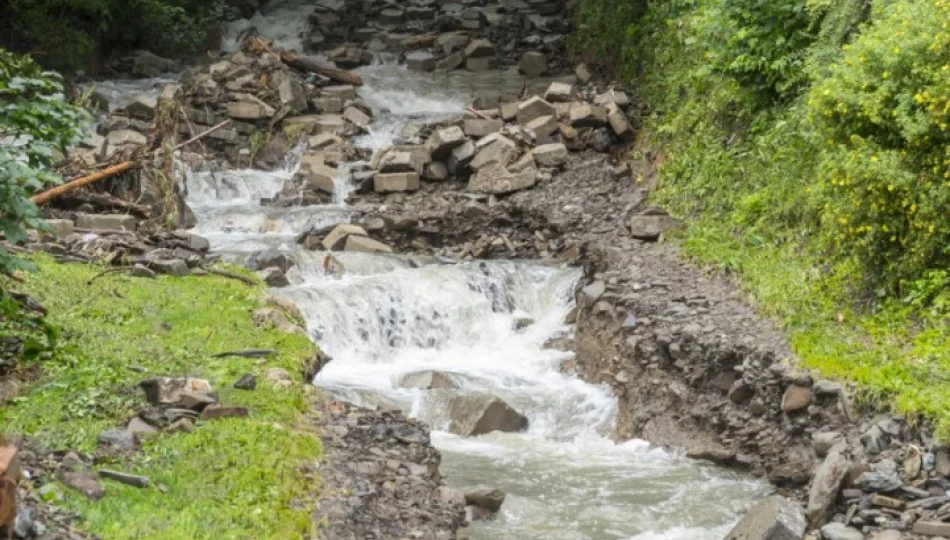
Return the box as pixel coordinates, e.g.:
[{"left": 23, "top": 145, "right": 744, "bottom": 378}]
[
  {"left": 0, "top": 0, "right": 225, "bottom": 71},
  {"left": 575, "top": 0, "right": 950, "bottom": 432},
  {"left": 1, "top": 256, "right": 321, "bottom": 539}
]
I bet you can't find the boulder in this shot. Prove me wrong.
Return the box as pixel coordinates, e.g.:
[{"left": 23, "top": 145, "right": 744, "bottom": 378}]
[
  {"left": 374, "top": 172, "right": 420, "bottom": 193},
  {"left": 569, "top": 103, "right": 608, "bottom": 127},
  {"left": 150, "top": 259, "right": 189, "bottom": 277},
  {"left": 438, "top": 32, "right": 470, "bottom": 54},
  {"left": 257, "top": 267, "right": 290, "bottom": 287},
  {"left": 324, "top": 85, "right": 357, "bottom": 101},
  {"left": 124, "top": 95, "right": 157, "bottom": 120},
  {"left": 436, "top": 51, "right": 465, "bottom": 71},
  {"left": 76, "top": 213, "right": 137, "bottom": 232},
  {"left": 855, "top": 471, "right": 902, "bottom": 492},
  {"left": 464, "top": 39, "right": 495, "bottom": 58},
  {"left": 139, "top": 377, "right": 216, "bottom": 410},
  {"left": 448, "top": 140, "right": 476, "bottom": 174},
  {"left": 131, "top": 51, "right": 179, "bottom": 77},
  {"left": 247, "top": 248, "right": 293, "bottom": 273},
  {"left": 724, "top": 496, "right": 806, "bottom": 540},
  {"left": 807, "top": 452, "right": 851, "bottom": 527},
  {"left": 301, "top": 159, "right": 338, "bottom": 194},
  {"left": 43, "top": 219, "right": 74, "bottom": 238},
  {"left": 446, "top": 394, "right": 528, "bottom": 436},
  {"left": 519, "top": 52, "right": 548, "bottom": 78},
  {"left": 517, "top": 97, "right": 556, "bottom": 124},
  {"left": 470, "top": 133, "right": 517, "bottom": 170},
  {"left": 466, "top": 57, "right": 497, "bottom": 72},
  {"left": 61, "top": 472, "right": 104, "bottom": 501},
  {"left": 343, "top": 106, "right": 371, "bottom": 127},
  {"left": 106, "top": 129, "right": 147, "bottom": 149},
  {"left": 425, "top": 161, "right": 449, "bottom": 181},
  {"left": 396, "top": 371, "right": 459, "bottom": 390},
  {"left": 406, "top": 51, "right": 437, "bottom": 72},
  {"left": 313, "top": 96, "right": 344, "bottom": 114},
  {"left": 525, "top": 115, "right": 557, "bottom": 138},
  {"left": 227, "top": 101, "right": 275, "bottom": 120},
  {"left": 628, "top": 213, "right": 681, "bottom": 240},
  {"left": 574, "top": 63, "right": 592, "bottom": 84},
  {"left": 426, "top": 126, "right": 467, "bottom": 160},
  {"left": 323, "top": 224, "right": 368, "bottom": 250},
  {"left": 608, "top": 109, "right": 634, "bottom": 140},
  {"left": 344, "top": 235, "right": 394, "bottom": 254},
  {"left": 782, "top": 385, "right": 811, "bottom": 412},
  {"left": 820, "top": 523, "right": 864, "bottom": 540},
  {"left": 469, "top": 162, "right": 537, "bottom": 195},
  {"left": 532, "top": 143, "right": 568, "bottom": 167},
  {"left": 465, "top": 488, "right": 506, "bottom": 514},
  {"left": 463, "top": 119, "right": 503, "bottom": 138},
  {"left": 543, "top": 82, "right": 573, "bottom": 103},
  {"left": 379, "top": 151, "right": 417, "bottom": 173},
  {"left": 812, "top": 431, "right": 846, "bottom": 457},
  {"left": 500, "top": 102, "right": 520, "bottom": 122}
]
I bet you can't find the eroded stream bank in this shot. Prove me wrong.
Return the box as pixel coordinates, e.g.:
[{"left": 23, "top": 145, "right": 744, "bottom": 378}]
[{"left": 18, "top": 0, "right": 950, "bottom": 539}]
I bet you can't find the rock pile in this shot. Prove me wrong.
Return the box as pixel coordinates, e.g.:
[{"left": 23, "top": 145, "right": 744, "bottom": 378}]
[{"left": 312, "top": 400, "right": 466, "bottom": 539}]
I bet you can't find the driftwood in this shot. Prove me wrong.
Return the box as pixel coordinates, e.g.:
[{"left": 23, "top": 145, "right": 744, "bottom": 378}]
[
  {"left": 33, "top": 119, "right": 231, "bottom": 207},
  {"left": 58, "top": 193, "right": 151, "bottom": 218},
  {"left": 466, "top": 106, "right": 491, "bottom": 120},
  {"left": 279, "top": 51, "right": 364, "bottom": 86},
  {"left": 202, "top": 266, "right": 256, "bottom": 286}
]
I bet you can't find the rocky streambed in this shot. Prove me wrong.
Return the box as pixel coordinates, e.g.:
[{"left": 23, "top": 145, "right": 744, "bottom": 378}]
[{"left": 12, "top": 0, "right": 950, "bottom": 539}]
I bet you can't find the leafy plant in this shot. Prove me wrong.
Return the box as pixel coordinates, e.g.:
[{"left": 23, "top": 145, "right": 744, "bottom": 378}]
[{"left": 0, "top": 48, "right": 88, "bottom": 275}]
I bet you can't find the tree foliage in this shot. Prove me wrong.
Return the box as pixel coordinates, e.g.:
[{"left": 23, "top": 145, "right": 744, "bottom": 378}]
[
  {"left": 0, "top": 0, "right": 224, "bottom": 71},
  {"left": 0, "top": 48, "right": 88, "bottom": 274}
]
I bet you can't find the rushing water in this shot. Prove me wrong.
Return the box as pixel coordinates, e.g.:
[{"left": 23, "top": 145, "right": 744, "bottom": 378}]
[{"left": 143, "top": 8, "right": 773, "bottom": 537}]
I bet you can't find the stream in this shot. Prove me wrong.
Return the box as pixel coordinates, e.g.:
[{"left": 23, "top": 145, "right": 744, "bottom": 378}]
[{"left": 95, "top": 6, "right": 768, "bottom": 538}]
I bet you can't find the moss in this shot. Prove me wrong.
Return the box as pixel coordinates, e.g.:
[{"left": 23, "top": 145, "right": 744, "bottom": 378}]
[{"left": 1, "top": 255, "right": 321, "bottom": 539}]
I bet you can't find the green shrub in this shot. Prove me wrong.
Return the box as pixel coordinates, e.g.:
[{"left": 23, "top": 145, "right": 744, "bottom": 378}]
[{"left": 809, "top": 0, "right": 950, "bottom": 290}]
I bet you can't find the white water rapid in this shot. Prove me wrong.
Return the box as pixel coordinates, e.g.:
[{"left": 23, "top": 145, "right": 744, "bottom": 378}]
[{"left": 174, "top": 6, "right": 770, "bottom": 537}]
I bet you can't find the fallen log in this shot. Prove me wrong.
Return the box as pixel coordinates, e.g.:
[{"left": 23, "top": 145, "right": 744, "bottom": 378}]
[
  {"left": 279, "top": 51, "right": 363, "bottom": 87},
  {"left": 30, "top": 161, "right": 136, "bottom": 206}
]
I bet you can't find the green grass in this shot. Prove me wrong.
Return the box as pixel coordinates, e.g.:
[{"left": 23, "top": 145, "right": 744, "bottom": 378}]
[
  {"left": 1, "top": 255, "right": 322, "bottom": 539},
  {"left": 672, "top": 221, "right": 950, "bottom": 435}
]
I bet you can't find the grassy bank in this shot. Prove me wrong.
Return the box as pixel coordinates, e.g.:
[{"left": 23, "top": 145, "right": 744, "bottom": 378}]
[
  {"left": 575, "top": 0, "right": 950, "bottom": 433},
  {"left": 1, "top": 255, "right": 321, "bottom": 539}
]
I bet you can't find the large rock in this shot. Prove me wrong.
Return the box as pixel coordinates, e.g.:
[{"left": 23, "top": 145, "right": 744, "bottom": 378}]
[
  {"left": 344, "top": 235, "right": 394, "bottom": 254},
  {"left": 465, "top": 488, "right": 506, "bottom": 514},
  {"left": 106, "top": 129, "right": 147, "bottom": 149},
  {"left": 628, "top": 212, "right": 680, "bottom": 240},
  {"left": 543, "top": 82, "right": 573, "bottom": 103},
  {"left": 470, "top": 133, "right": 517, "bottom": 170},
  {"left": 124, "top": 95, "right": 157, "bottom": 120},
  {"left": 343, "top": 106, "right": 371, "bottom": 127},
  {"left": 436, "top": 51, "right": 464, "bottom": 71},
  {"left": 406, "top": 51, "right": 437, "bottom": 72},
  {"left": 463, "top": 119, "right": 503, "bottom": 138},
  {"left": 820, "top": 523, "right": 864, "bottom": 540},
  {"left": 569, "top": 103, "right": 608, "bottom": 127},
  {"left": 247, "top": 248, "right": 293, "bottom": 273},
  {"left": 446, "top": 394, "right": 528, "bottom": 436},
  {"left": 426, "top": 126, "right": 467, "bottom": 160},
  {"left": 227, "top": 101, "right": 275, "bottom": 120},
  {"left": 525, "top": 115, "right": 557, "bottom": 138},
  {"left": 532, "top": 143, "right": 568, "bottom": 167},
  {"left": 139, "top": 377, "right": 216, "bottom": 410},
  {"left": 468, "top": 162, "right": 537, "bottom": 195},
  {"left": 519, "top": 52, "right": 548, "bottom": 78},
  {"left": 76, "top": 213, "right": 137, "bottom": 232},
  {"left": 466, "top": 57, "right": 496, "bottom": 72},
  {"left": 724, "top": 496, "right": 806, "bottom": 540},
  {"left": 463, "top": 39, "right": 495, "bottom": 58},
  {"left": 608, "top": 109, "right": 634, "bottom": 140},
  {"left": 448, "top": 140, "right": 476, "bottom": 174},
  {"left": 374, "top": 172, "right": 420, "bottom": 193},
  {"left": 517, "top": 97, "right": 556, "bottom": 124},
  {"left": 131, "top": 51, "right": 179, "bottom": 77},
  {"left": 323, "top": 224, "right": 368, "bottom": 250},
  {"left": 300, "top": 153, "right": 338, "bottom": 193},
  {"left": 782, "top": 385, "right": 812, "bottom": 412},
  {"left": 807, "top": 452, "right": 851, "bottom": 527},
  {"left": 396, "top": 371, "right": 458, "bottom": 390},
  {"left": 855, "top": 471, "right": 902, "bottom": 492}
]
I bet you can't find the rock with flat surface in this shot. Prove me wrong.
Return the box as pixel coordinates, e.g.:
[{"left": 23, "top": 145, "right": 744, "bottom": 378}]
[
  {"left": 343, "top": 106, "right": 371, "bottom": 127},
  {"left": 200, "top": 405, "right": 249, "bottom": 420},
  {"left": 821, "top": 523, "right": 864, "bottom": 540},
  {"left": 139, "top": 377, "right": 216, "bottom": 409},
  {"left": 446, "top": 394, "right": 528, "bottom": 436},
  {"left": 247, "top": 249, "right": 293, "bottom": 273},
  {"left": 724, "top": 496, "right": 806, "bottom": 540},
  {"left": 125, "top": 95, "right": 157, "bottom": 120},
  {"left": 406, "top": 51, "right": 437, "bottom": 71},
  {"left": 807, "top": 452, "right": 851, "bottom": 527},
  {"left": 629, "top": 213, "right": 681, "bottom": 240},
  {"left": 519, "top": 52, "right": 548, "bottom": 77},
  {"left": 257, "top": 267, "right": 289, "bottom": 287},
  {"left": 471, "top": 133, "right": 517, "bottom": 170},
  {"left": 464, "top": 39, "right": 495, "bottom": 58},
  {"left": 782, "top": 385, "right": 812, "bottom": 412},
  {"left": 426, "top": 126, "right": 467, "bottom": 160},
  {"left": 463, "top": 119, "right": 503, "bottom": 138},
  {"left": 517, "top": 97, "right": 556, "bottom": 124},
  {"left": 531, "top": 143, "right": 568, "bottom": 167},
  {"left": 525, "top": 115, "right": 557, "bottom": 137},
  {"left": 544, "top": 82, "right": 573, "bottom": 103},
  {"left": 436, "top": 51, "right": 464, "bottom": 71},
  {"left": 466, "top": 57, "right": 497, "bottom": 72},
  {"left": 61, "top": 472, "right": 104, "bottom": 501},
  {"left": 323, "top": 224, "right": 368, "bottom": 250},
  {"left": 397, "top": 371, "right": 458, "bottom": 390},
  {"left": 468, "top": 162, "right": 537, "bottom": 195},
  {"left": 465, "top": 488, "right": 506, "bottom": 512},
  {"left": 608, "top": 109, "right": 634, "bottom": 140},
  {"left": 227, "top": 101, "right": 275, "bottom": 120},
  {"left": 150, "top": 259, "right": 189, "bottom": 277},
  {"left": 374, "top": 172, "right": 420, "bottom": 193},
  {"left": 569, "top": 103, "right": 608, "bottom": 127},
  {"left": 76, "top": 213, "right": 137, "bottom": 232},
  {"left": 344, "top": 235, "right": 394, "bottom": 254},
  {"left": 98, "top": 429, "right": 134, "bottom": 450}
]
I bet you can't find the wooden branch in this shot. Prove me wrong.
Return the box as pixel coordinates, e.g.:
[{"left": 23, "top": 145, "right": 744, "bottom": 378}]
[
  {"left": 279, "top": 51, "right": 363, "bottom": 86},
  {"left": 30, "top": 161, "right": 136, "bottom": 206},
  {"left": 466, "top": 106, "right": 491, "bottom": 120},
  {"left": 202, "top": 266, "right": 256, "bottom": 286},
  {"left": 173, "top": 119, "right": 231, "bottom": 151},
  {"left": 87, "top": 266, "right": 132, "bottom": 285},
  {"left": 58, "top": 193, "right": 151, "bottom": 218}
]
